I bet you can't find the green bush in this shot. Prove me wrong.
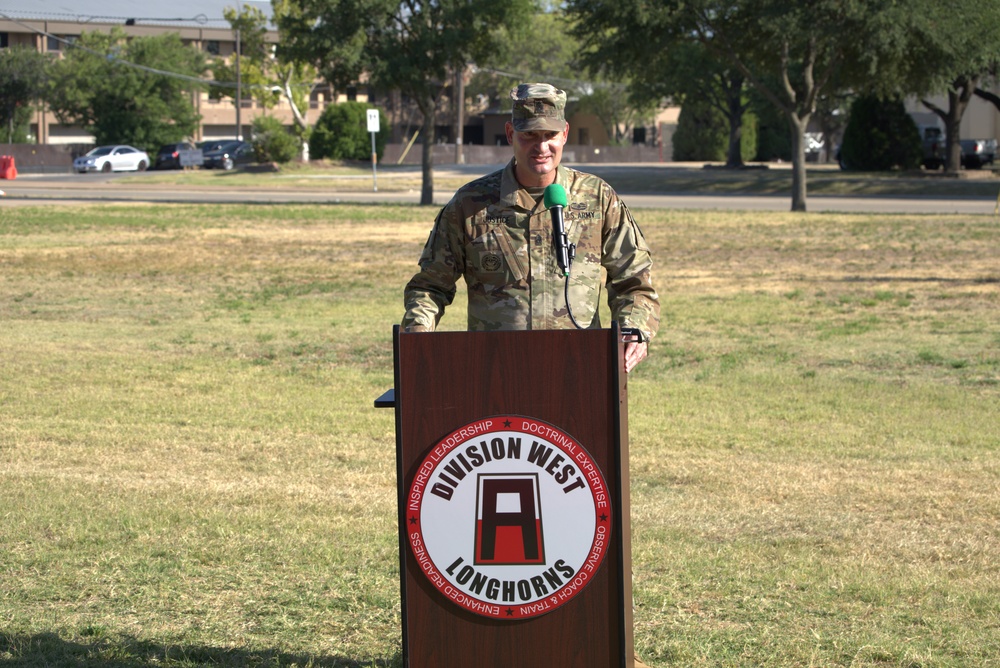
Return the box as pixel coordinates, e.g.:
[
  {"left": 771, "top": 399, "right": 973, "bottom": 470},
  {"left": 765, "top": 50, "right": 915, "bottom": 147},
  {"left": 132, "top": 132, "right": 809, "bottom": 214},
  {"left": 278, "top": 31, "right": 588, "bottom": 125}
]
[
  {"left": 740, "top": 112, "right": 758, "bottom": 163},
  {"left": 673, "top": 100, "right": 726, "bottom": 161},
  {"left": 2, "top": 104, "right": 34, "bottom": 143},
  {"left": 673, "top": 100, "right": 757, "bottom": 163},
  {"left": 250, "top": 116, "right": 300, "bottom": 164},
  {"left": 310, "top": 102, "right": 386, "bottom": 162},
  {"left": 751, "top": 96, "right": 792, "bottom": 162},
  {"left": 839, "top": 95, "right": 922, "bottom": 171}
]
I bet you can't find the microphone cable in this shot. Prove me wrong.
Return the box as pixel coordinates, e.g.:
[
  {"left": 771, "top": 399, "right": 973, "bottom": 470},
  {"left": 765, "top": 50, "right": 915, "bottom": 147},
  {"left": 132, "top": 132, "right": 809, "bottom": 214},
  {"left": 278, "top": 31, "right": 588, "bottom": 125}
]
[
  {"left": 562, "top": 249, "right": 585, "bottom": 330},
  {"left": 543, "top": 183, "right": 586, "bottom": 331}
]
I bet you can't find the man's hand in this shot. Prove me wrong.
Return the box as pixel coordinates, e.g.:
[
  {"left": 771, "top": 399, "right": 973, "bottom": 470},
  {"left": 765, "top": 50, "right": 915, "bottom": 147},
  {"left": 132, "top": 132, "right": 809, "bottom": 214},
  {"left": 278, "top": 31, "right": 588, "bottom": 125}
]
[{"left": 624, "top": 341, "right": 648, "bottom": 373}]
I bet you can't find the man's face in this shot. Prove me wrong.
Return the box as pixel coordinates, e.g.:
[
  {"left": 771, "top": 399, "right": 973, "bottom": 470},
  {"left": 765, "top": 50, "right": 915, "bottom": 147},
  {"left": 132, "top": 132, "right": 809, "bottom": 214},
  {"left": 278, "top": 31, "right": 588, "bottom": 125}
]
[{"left": 505, "top": 122, "right": 569, "bottom": 187}]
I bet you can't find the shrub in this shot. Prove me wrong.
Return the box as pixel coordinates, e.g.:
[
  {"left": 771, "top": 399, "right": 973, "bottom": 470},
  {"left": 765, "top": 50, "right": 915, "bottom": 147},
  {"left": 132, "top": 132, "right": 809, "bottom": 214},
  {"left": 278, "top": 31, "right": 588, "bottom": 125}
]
[
  {"left": 250, "top": 116, "right": 300, "bottom": 164},
  {"left": 839, "top": 95, "right": 922, "bottom": 171},
  {"left": 672, "top": 100, "right": 757, "bottom": 163},
  {"left": 751, "top": 97, "right": 792, "bottom": 162},
  {"left": 672, "top": 100, "right": 726, "bottom": 162},
  {"left": 310, "top": 102, "right": 386, "bottom": 162}
]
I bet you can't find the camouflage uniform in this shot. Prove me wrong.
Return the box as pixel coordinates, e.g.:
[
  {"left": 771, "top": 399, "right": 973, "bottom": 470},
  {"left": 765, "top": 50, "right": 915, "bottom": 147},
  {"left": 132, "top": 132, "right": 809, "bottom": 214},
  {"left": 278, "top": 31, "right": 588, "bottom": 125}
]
[{"left": 401, "top": 160, "right": 660, "bottom": 341}]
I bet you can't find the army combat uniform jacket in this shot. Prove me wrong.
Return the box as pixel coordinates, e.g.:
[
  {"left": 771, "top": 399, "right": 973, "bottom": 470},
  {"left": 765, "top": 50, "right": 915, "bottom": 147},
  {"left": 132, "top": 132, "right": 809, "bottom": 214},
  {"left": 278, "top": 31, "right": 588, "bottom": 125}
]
[{"left": 402, "top": 159, "right": 660, "bottom": 341}]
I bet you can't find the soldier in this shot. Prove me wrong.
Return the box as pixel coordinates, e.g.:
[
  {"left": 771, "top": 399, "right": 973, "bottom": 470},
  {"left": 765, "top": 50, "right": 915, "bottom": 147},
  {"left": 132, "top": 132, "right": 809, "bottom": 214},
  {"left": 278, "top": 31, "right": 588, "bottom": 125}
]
[{"left": 402, "top": 82, "right": 660, "bottom": 372}]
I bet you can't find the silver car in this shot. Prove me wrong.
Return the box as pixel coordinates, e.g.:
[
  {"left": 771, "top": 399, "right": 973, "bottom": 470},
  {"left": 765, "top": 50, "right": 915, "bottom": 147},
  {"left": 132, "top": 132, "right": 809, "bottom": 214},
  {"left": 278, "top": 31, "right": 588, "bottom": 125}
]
[{"left": 73, "top": 145, "right": 150, "bottom": 173}]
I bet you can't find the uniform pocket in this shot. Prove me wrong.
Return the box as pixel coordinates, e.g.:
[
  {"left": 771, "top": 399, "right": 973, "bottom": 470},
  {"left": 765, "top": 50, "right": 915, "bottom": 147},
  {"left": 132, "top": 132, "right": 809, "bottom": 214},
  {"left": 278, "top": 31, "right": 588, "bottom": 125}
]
[{"left": 467, "top": 227, "right": 526, "bottom": 283}]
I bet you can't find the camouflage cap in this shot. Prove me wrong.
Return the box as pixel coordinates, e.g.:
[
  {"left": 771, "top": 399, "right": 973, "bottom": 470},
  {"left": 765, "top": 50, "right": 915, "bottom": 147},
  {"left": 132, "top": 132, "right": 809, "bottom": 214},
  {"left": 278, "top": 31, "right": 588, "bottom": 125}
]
[{"left": 510, "top": 83, "right": 567, "bottom": 132}]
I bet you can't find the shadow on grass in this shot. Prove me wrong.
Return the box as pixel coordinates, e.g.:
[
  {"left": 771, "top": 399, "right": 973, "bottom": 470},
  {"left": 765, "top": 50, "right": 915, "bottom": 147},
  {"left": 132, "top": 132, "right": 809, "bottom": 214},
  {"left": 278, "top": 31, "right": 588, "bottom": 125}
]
[{"left": 0, "top": 632, "right": 402, "bottom": 668}]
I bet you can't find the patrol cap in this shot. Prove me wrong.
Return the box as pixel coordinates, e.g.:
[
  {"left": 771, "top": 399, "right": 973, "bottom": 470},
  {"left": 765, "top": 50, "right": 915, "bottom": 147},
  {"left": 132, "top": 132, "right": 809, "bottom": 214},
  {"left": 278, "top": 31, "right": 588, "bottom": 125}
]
[{"left": 510, "top": 83, "right": 567, "bottom": 132}]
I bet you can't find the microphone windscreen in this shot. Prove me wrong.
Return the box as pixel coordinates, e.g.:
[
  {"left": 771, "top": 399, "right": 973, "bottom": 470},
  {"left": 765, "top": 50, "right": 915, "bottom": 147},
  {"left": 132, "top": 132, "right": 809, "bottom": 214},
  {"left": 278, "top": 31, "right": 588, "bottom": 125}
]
[{"left": 543, "top": 183, "right": 568, "bottom": 209}]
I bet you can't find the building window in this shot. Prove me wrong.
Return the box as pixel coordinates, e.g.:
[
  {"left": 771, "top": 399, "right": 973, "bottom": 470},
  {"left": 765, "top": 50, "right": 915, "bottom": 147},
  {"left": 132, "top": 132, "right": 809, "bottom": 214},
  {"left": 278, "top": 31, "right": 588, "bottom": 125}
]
[
  {"left": 46, "top": 34, "right": 78, "bottom": 51},
  {"left": 205, "top": 40, "right": 220, "bottom": 55},
  {"left": 0, "top": 33, "right": 8, "bottom": 49},
  {"left": 346, "top": 86, "right": 357, "bottom": 102}
]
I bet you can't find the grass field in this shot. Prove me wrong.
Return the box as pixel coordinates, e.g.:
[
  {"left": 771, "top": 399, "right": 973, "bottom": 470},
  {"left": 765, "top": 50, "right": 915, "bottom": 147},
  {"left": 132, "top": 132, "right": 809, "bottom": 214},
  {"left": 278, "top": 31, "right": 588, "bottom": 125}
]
[{"left": 1, "top": 202, "right": 998, "bottom": 667}]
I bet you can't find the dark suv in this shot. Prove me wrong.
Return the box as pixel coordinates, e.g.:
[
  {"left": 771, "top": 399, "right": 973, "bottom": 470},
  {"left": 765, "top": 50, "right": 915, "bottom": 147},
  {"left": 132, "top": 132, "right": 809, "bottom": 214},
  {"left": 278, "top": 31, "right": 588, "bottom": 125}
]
[{"left": 154, "top": 142, "right": 196, "bottom": 170}]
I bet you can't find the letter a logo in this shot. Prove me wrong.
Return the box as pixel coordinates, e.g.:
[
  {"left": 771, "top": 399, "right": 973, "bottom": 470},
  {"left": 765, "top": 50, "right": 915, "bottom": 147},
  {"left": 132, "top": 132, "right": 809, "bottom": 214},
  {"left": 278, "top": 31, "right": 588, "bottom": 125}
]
[{"left": 474, "top": 474, "right": 544, "bottom": 565}]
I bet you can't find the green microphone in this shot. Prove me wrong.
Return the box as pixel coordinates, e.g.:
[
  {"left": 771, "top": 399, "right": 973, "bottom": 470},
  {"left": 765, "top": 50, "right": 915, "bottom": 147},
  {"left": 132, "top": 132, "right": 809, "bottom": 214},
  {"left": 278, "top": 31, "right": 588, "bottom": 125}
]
[{"left": 543, "top": 183, "right": 570, "bottom": 275}]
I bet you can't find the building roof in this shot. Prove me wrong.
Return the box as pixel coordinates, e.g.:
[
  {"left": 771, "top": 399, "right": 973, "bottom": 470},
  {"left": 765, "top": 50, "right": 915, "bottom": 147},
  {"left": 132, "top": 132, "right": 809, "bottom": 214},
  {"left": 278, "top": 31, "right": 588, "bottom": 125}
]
[{"left": 0, "top": 0, "right": 273, "bottom": 30}]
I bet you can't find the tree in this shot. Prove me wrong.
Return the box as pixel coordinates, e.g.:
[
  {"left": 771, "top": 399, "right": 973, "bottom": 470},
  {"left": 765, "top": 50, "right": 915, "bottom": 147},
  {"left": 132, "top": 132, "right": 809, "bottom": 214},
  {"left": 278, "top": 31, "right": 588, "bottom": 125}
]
[
  {"left": 641, "top": 42, "right": 751, "bottom": 167},
  {"left": 467, "top": 10, "right": 578, "bottom": 107},
  {"left": 278, "top": 0, "right": 534, "bottom": 205},
  {"left": 569, "top": 0, "right": 911, "bottom": 211},
  {"left": 466, "top": 8, "right": 653, "bottom": 150},
  {"left": 569, "top": 4, "right": 751, "bottom": 168},
  {"left": 901, "top": 1, "right": 1000, "bottom": 173},
  {"left": 210, "top": 4, "right": 277, "bottom": 111},
  {"left": 47, "top": 29, "right": 207, "bottom": 153},
  {"left": 0, "top": 47, "right": 51, "bottom": 143},
  {"left": 212, "top": 2, "right": 318, "bottom": 157}
]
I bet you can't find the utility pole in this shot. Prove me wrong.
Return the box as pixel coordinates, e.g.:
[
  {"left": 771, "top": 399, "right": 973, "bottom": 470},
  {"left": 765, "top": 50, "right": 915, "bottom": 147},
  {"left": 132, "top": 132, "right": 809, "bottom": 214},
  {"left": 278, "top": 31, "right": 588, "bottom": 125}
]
[{"left": 234, "top": 1, "right": 242, "bottom": 140}]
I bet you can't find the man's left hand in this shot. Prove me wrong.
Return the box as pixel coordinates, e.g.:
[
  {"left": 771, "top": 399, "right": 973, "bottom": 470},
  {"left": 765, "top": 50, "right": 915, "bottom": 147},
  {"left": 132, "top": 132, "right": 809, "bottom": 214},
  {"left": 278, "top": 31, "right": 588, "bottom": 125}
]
[{"left": 624, "top": 341, "right": 648, "bottom": 373}]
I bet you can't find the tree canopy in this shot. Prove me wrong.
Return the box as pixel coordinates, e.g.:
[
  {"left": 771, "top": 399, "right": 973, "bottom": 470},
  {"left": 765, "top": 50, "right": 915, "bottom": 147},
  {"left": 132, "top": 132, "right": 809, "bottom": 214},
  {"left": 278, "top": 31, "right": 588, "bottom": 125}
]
[
  {"left": 277, "top": 0, "right": 534, "bottom": 204},
  {"left": 0, "top": 46, "right": 51, "bottom": 143},
  {"left": 211, "top": 1, "right": 318, "bottom": 148},
  {"left": 46, "top": 28, "right": 207, "bottom": 153},
  {"left": 467, "top": 10, "right": 578, "bottom": 107},
  {"left": 568, "top": 0, "right": 918, "bottom": 210},
  {"left": 897, "top": 0, "right": 1000, "bottom": 172}
]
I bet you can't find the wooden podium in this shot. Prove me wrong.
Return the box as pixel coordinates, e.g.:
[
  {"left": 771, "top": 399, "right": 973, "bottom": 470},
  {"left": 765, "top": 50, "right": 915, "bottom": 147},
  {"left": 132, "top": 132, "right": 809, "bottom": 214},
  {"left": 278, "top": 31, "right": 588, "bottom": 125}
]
[{"left": 378, "top": 325, "right": 634, "bottom": 667}]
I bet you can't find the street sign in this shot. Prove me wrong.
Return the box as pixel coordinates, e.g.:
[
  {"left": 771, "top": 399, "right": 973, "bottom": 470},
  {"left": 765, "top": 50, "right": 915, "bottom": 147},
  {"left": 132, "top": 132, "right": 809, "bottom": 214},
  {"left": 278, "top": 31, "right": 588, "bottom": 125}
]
[
  {"left": 367, "top": 109, "right": 380, "bottom": 192},
  {"left": 179, "top": 149, "right": 203, "bottom": 168}
]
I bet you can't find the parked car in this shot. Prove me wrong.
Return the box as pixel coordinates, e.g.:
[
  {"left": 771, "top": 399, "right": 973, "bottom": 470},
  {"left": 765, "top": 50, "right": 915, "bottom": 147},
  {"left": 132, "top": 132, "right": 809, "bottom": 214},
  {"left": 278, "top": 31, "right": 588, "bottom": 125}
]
[
  {"left": 197, "top": 139, "right": 232, "bottom": 153},
  {"left": 154, "top": 142, "right": 197, "bottom": 170},
  {"left": 961, "top": 138, "right": 997, "bottom": 169},
  {"left": 921, "top": 126, "right": 997, "bottom": 170},
  {"left": 73, "top": 145, "right": 150, "bottom": 173},
  {"left": 202, "top": 140, "right": 254, "bottom": 170}
]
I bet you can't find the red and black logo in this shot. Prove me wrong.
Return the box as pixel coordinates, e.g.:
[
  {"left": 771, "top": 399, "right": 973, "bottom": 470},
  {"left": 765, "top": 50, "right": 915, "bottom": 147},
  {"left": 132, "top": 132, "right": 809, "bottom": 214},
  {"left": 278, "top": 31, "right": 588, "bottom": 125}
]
[{"left": 407, "top": 416, "right": 611, "bottom": 619}]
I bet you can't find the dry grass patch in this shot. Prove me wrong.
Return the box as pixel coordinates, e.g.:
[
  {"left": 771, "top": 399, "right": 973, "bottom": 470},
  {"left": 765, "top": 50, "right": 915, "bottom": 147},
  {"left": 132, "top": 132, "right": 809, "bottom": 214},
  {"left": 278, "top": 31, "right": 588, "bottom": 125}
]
[{"left": 1, "top": 203, "right": 998, "bottom": 667}]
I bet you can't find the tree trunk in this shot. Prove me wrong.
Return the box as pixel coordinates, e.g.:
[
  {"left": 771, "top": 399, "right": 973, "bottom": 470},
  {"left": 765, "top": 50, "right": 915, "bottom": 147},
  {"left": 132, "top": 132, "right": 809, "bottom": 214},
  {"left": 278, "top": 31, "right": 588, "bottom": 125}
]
[
  {"left": 420, "top": 99, "right": 436, "bottom": 206},
  {"left": 944, "top": 90, "right": 963, "bottom": 173},
  {"left": 724, "top": 100, "right": 744, "bottom": 168},
  {"left": 924, "top": 77, "right": 977, "bottom": 174},
  {"left": 788, "top": 112, "right": 809, "bottom": 212},
  {"left": 723, "top": 74, "right": 745, "bottom": 168},
  {"left": 454, "top": 66, "right": 465, "bottom": 165}
]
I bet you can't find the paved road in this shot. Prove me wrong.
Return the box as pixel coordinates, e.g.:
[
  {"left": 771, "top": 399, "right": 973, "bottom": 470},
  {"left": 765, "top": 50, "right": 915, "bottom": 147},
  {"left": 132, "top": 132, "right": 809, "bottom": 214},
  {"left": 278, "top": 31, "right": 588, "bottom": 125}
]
[{"left": 2, "top": 169, "right": 998, "bottom": 215}]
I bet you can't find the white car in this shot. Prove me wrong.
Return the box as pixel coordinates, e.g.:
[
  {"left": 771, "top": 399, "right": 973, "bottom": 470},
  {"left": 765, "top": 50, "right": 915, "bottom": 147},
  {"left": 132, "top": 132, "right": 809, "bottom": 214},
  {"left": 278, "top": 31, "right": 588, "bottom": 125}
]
[{"left": 74, "top": 145, "right": 150, "bottom": 173}]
